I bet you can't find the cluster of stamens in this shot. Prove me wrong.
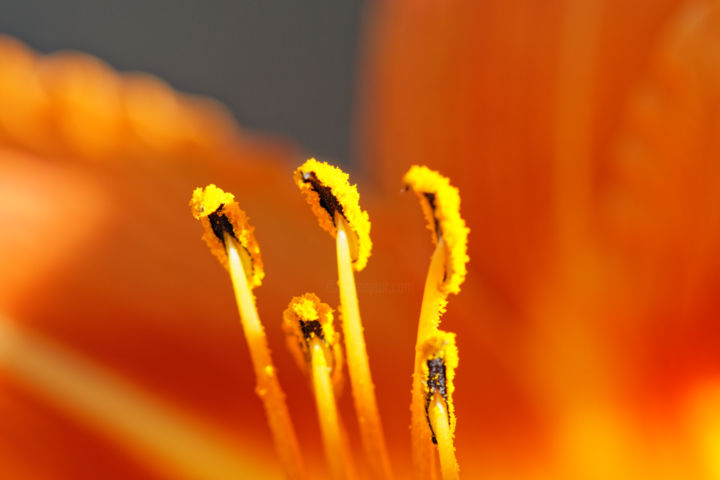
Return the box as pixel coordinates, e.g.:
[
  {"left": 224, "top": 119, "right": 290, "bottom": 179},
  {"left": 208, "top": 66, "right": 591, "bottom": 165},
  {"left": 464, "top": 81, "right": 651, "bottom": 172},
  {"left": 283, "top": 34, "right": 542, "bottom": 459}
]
[{"left": 190, "top": 160, "right": 468, "bottom": 480}]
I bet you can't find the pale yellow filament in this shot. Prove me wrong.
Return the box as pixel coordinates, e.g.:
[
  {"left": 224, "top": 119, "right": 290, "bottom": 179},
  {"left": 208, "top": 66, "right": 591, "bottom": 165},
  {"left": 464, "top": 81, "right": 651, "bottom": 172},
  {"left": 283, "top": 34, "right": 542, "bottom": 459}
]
[
  {"left": 336, "top": 215, "right": 393, "bottom": 480},
  {"left": 310, "top": 338, "right": 354, "bottom": 480},
  {"left": 225, "top": 233, "right": 306, "bottom": 480},
  {"left": 428, "top": 393, "right": 459, "bottom": 480},
  {"left": 416, "top": 239, "right": 447, "bottom": 346}
]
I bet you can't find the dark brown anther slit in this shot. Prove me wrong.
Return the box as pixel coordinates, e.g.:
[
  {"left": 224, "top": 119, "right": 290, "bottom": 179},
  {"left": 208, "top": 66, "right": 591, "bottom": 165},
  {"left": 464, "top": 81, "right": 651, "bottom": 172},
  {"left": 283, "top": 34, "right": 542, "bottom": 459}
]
[
  {"left": 299, "top": 318, "right": 335, "bottom": 372},
  {"left": 425, "top": 356, "right": 449, "bottom": 444},
  {"left": 208, "top": 204, "right": 237, "bottom": 245},
  {"left": 303, "top": 171, "right": 346, "bottom": 222},
  {"left": 300, "top": 319, "right": 325, "bottom": 343},
  {"left": 424, "top": 193, "right": 441, "bottom": 241}
]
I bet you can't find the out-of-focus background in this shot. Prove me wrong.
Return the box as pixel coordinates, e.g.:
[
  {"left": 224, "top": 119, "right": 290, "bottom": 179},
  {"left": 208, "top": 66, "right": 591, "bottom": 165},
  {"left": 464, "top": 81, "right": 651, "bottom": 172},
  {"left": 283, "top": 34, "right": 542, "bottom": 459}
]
[{"left": 0, "top": 0, "right": 364, "bottom": 164}]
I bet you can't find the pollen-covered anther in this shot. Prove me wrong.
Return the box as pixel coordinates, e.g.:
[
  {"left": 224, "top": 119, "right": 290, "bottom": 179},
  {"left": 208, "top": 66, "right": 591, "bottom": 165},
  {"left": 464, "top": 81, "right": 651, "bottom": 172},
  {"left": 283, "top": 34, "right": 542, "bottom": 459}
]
[
  {"left": 189, "top": 184, "right": 264, "bottom": 288},
  {"left": 294, "top": 158, "right": 372, "bottom": 271},
  {"left": 403, "top": 165, "right": 470, "bottom": 295},
  {"left": 282, "top": 293, "right": 343, "bottom": 389},
  {"left": 420, "top": 331, "right": 458, "bottom": 444}
]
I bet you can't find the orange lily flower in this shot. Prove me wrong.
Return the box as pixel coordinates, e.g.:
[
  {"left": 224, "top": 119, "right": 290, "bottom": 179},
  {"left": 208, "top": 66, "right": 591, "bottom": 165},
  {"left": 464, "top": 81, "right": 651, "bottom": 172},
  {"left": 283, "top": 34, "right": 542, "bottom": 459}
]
[
  {"left": 1, "top": 0, "right": 720, "bottom": 478},
  {"left": 359, "top": 0, "right": 720, "bottom": 478}
]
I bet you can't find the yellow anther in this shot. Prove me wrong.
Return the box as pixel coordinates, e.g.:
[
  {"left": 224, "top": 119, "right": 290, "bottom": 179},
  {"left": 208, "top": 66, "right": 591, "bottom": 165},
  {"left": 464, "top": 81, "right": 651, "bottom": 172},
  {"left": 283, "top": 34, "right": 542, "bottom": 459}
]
[
  {"left": 419, "top": 331, "right": 458, "bottom": 441},
  {"left": 294, "top": 158, "right": 372, "bottom": 271},
  {"left": 282, "top": 293, "right": 343, "bottom": 391},
  {"left": 403, "top": 165, "right": 469, "bottom": 294},
  {"left": 189, "top": 184, "right": 264, "bottom": 288}
]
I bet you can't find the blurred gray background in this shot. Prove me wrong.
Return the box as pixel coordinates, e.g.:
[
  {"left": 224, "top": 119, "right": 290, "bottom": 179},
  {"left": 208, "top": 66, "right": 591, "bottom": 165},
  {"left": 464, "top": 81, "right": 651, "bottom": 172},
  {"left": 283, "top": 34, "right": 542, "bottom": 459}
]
[{"left": 0, "top": 0, "right": 366, "bottom": 165}]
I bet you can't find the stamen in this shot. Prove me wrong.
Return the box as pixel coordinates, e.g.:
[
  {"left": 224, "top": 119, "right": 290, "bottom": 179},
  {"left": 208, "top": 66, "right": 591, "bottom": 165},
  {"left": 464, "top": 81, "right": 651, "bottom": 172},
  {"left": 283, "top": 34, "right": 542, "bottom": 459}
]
[
  {"left": 420, "top": 333, "right": 458, "bottom": 442},
  {"left": 189, "top": 184, "right": 264, "bottom": 288},
  {"left": 410, "top": 240, "right": 448, "bottom": 480},
  {"left": 405, "top": 167, "right": 467, "bottom": 479},
  {"left": 190, "top": 185, "right": 305, "bottom": 480},
  {"left": 294, "top": 158, "right": 372, "bottom": 271},
  {"left": 421, "top": 333, "right": 459, "bottom": 480},
  {"left": 294, "top": 159, "right": 393, "bottom": 479},
  {"left": 282, "top": 294, "right": 354, "bottom": 480},
  {"left": 282, "top": 293, "right": 343, "bottom": 393},
  {"left": 403, "top": 165, "right": 469, "bottom": 295}
]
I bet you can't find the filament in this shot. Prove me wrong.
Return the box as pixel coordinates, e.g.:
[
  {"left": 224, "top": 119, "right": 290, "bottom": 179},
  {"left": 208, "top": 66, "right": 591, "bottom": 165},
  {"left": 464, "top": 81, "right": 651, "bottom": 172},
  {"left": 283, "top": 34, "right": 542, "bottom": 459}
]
[
  {"left": 336, "top": 215, "right": 393, "bottom": 480},
  {"left": 310, "top": 337, "right": 355, "bottom": 480},
  {"left": 225, "top": 233, "right": 306, "bottom": 480},
  {"left": 428, "top": 393, "right": 459, "bottom": 480}
]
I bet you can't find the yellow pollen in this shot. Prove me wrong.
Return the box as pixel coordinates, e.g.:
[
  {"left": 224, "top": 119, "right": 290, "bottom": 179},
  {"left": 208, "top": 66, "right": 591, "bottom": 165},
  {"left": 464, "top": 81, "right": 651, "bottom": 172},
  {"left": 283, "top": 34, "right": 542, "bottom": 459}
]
[
  {"left": 282, "top": 293, "right": 343, "bottom": 391},
  {"left": 189, "top": 184, "right": 264, "bottom": 288},
  {"left": 294, "top": 158, "right": 372, "bottom": 271},
  {"left": 403, "top": 165, "right": 469, "bottom": 295},
  {"left": 421, "top": 331, "right": 460, "bottom": 480},
  {"left": 420, "top": 331, "right": 458, "bottom": 438}
]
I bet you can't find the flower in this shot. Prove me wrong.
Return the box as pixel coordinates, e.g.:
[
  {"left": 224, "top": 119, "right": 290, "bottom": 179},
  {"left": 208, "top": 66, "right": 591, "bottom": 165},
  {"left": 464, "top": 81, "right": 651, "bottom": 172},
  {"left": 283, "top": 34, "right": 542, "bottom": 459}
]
[
  {"left": 359, "top": 0, "right": 720, "bottom": 478},
  {"left": 1, "top": 0, "right": 720, "bottom": 477}
]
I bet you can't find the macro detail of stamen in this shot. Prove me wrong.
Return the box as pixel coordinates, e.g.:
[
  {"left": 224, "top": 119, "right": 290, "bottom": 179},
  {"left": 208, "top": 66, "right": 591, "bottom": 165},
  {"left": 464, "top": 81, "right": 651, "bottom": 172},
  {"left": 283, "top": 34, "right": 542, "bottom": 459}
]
[
  {"left": 295, "top": 159, "right": 393, "bottom": 478},
  {"left": 302, "top": 171, "right": 346, "bottom": 223},
  {"left": 208, "top": 207, "right": 238, "bottom": 244},
  {"left": 282, "top": 293, "right": 343, "bottom": 390},
  {"left": 406, "top": 167, "right": 466, "bottom": 479},
  {"left": 283, "top": 293, "right": 354, "bottom": 480},
  {"left": 425, "top": 356, "right": 448, "bottom": 443},
  {"left": 420, "top": 331, "right": 458, "bottom": 444},
  {"left": 189, "top": 184, "right": 306, "bottom": 479},
  {"left": 189, "top": 184, "right": 264, "bottom": 288},
  {"left": 403, "top": 165, "right": 470, "bottom": 294},
  {"left": 294, "top": 158, "right": 372, "bottom": 271}
]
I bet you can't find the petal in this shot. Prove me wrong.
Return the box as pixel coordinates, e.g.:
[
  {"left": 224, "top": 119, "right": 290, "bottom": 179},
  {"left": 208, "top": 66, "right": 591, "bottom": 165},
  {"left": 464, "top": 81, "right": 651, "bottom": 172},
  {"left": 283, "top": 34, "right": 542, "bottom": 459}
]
[
  {"left": 0, "top": 37, "right": 307, "bottom": 477},
  {"left": 358, "top": 0, "right": 719, "bottom": 477}
]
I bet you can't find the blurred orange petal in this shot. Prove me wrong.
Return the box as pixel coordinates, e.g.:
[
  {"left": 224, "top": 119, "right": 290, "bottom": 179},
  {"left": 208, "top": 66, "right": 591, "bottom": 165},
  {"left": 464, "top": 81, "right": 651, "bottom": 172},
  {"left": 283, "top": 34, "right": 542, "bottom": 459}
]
[{"left": 359, "top": 0, "right": 720, "bottom": 478}]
